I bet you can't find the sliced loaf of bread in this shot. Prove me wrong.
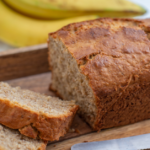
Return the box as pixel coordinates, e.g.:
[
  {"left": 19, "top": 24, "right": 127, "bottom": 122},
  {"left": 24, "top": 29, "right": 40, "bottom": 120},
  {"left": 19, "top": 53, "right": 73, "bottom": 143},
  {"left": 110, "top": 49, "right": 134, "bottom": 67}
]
[
  {"left": 0, "top": 82, "right": 78, "bottom": 141},
  {"left": 48, "top": 18, "right": 150, "bottom": 131},
  {"left": 0, "top": 124, "right": 46, "bottom": 150}
]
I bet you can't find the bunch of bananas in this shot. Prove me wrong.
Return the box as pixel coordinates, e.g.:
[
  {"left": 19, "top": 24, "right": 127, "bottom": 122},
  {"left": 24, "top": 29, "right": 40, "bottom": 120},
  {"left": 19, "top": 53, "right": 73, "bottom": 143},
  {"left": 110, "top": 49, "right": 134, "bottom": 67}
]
[{"left": 0, "top": 0, "right": 146, "bottom": 47}]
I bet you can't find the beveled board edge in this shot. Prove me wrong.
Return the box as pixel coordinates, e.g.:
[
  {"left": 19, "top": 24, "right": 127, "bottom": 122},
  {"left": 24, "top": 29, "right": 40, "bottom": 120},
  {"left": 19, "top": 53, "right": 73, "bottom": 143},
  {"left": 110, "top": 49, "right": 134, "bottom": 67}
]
[
  {"left": 0, "top": 44, "right": 50, "bottom": 81},
  {"left": 47, "top": 119, "right": 150, "bottom": 150}
]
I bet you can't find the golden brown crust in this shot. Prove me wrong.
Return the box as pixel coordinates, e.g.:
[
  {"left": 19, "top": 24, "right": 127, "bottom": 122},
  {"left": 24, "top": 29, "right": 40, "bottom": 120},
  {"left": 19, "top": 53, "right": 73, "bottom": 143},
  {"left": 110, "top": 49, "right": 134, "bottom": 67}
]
[
  {"left": 33, "top": 105, "right": 78, "bottom": 141},
  {"left": 19, "top": 125, "right": 38, "bottom": 139},
  {"left": 0, "top": 98, "right": 78, "bottom": 141},
  {"left": 49, "top": 18, "right": 144, "bottom": 61},
  {"left": 0, "top": 99, "right": 38, "bottom": 129},
  {"left": 49, "top": 18, "right": 150, "bottom": 130}
]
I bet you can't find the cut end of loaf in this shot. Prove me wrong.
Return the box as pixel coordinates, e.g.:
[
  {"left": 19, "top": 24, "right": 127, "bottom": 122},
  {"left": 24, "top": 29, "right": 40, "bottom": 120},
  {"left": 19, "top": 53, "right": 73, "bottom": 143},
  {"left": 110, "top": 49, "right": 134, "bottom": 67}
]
[{"left": 48, "top": 36, "right": 97, "bottom": 128}]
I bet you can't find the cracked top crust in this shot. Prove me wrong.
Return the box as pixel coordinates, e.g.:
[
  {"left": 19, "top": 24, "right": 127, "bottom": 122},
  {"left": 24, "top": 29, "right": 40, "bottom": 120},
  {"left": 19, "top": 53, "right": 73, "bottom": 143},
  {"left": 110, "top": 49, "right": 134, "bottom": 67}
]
[{"left": 49, "top": 18, "right": 150, "bottom": 97}]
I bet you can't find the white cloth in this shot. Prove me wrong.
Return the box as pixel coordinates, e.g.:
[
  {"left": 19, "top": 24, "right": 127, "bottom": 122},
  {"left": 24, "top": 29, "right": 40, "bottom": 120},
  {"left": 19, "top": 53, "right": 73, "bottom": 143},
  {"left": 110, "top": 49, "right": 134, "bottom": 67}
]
[{"left": 72, "top": 133, "right": 150, "bottom": 150}]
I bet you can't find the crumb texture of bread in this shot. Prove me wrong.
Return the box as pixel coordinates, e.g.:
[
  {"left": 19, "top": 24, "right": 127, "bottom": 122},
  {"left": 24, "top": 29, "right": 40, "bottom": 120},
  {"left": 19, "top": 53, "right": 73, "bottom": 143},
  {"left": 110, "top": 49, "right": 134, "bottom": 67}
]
[
  {"left": 0, "top": 124, "right": 46, "bottom": 150},
  {"left": 0, "top": 82, "right": 78, "bottom": 141},
  {"left": 48, "top": 18, "right": 150, "bottom": 130}
]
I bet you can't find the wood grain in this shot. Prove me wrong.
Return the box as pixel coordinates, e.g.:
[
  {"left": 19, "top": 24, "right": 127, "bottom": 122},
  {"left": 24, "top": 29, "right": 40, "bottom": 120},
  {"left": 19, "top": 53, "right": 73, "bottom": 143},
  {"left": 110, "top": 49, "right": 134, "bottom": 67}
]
[
  {"left": 47, "top": 119, "right": 150, "bottom": 150},
  {"left": 0, "top": 44, "right": 49, "bottom": 81}
]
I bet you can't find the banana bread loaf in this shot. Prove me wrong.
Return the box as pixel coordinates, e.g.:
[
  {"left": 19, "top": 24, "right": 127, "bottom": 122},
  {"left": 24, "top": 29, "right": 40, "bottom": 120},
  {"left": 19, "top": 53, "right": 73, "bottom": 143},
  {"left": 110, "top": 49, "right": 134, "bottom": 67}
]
[
  {"left": 0, "top": 82, "right": 78, "bottom": 141},
  {"left": 0, "top": 124, "right": 46, "bottom": 150},
  {"left": 48, "top": 18, "right": 150, "bottom": 130}
]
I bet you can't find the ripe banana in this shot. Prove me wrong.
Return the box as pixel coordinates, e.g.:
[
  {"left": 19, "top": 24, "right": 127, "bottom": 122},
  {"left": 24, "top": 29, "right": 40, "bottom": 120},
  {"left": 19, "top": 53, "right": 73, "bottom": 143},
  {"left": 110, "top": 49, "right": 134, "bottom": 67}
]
[
  {"left": 3, "top": 0, "right": 146, "bottom": 19},
  {"left": 0, "top": 1, "right": 97, "bottom": 47}
]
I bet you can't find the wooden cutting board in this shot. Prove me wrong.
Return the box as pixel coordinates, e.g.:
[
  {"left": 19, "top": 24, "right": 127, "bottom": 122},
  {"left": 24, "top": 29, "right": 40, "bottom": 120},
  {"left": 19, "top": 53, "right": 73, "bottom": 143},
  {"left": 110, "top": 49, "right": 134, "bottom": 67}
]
[{"left": 1, "top": 44, "right": 150, "bottom": 150}]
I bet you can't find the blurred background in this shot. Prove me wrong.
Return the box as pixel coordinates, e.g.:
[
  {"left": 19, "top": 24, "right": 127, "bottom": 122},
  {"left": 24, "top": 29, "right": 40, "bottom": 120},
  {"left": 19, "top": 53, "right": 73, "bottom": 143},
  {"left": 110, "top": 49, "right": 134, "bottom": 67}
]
[{"left": 0, "top": 0, "right": 150, "bottom": 52}]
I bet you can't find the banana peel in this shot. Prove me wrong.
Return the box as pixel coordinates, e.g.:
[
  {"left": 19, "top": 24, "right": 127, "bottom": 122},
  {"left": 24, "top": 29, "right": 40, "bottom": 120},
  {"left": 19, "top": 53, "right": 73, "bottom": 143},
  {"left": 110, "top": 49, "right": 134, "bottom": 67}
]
[
  {"left": 0, "top": 1, "right": 97, "bottom": 47},
  {"left": 3, "top": 0, "right": 146, "bottom": 19}
]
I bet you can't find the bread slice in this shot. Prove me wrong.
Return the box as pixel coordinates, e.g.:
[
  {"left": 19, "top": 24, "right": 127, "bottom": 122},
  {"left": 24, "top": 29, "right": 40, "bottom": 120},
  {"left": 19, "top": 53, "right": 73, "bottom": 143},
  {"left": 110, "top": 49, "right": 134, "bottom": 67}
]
[
  {"left": 0, "top": 82, "right": 78, "bottom": 141},
  {"left": 0, "top": 124, "right": 46, "bottom": 150},
  {"left": 48, "top": 18, "right": 150, "bottom": 131}
]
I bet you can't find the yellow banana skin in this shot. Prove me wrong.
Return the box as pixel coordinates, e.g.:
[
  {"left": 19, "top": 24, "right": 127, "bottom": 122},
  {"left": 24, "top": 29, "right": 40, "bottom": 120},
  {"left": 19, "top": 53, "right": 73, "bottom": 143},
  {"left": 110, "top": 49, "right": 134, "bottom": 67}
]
[
  {"left": 3, "top": 0, "right": 86, "bottom": 19},
  {"left": 3, "top": 0, "right": 146, "bottom": 19},
  {"left": 0, "top": 1, "right": 97, "bottom": 47}
]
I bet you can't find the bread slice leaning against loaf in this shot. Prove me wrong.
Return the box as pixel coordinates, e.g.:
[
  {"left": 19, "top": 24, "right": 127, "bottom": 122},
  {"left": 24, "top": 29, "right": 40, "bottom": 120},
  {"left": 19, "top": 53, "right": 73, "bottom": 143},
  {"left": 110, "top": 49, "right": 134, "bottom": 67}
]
[
  {"left": 0, "top": 124, "right": 46, "bottom": 150},
  {"left": 48, "top": 18, "right": 150, "bottom": 131},
  {"left": 0, "top": 82, "right": 78, "bottom": 141}
]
